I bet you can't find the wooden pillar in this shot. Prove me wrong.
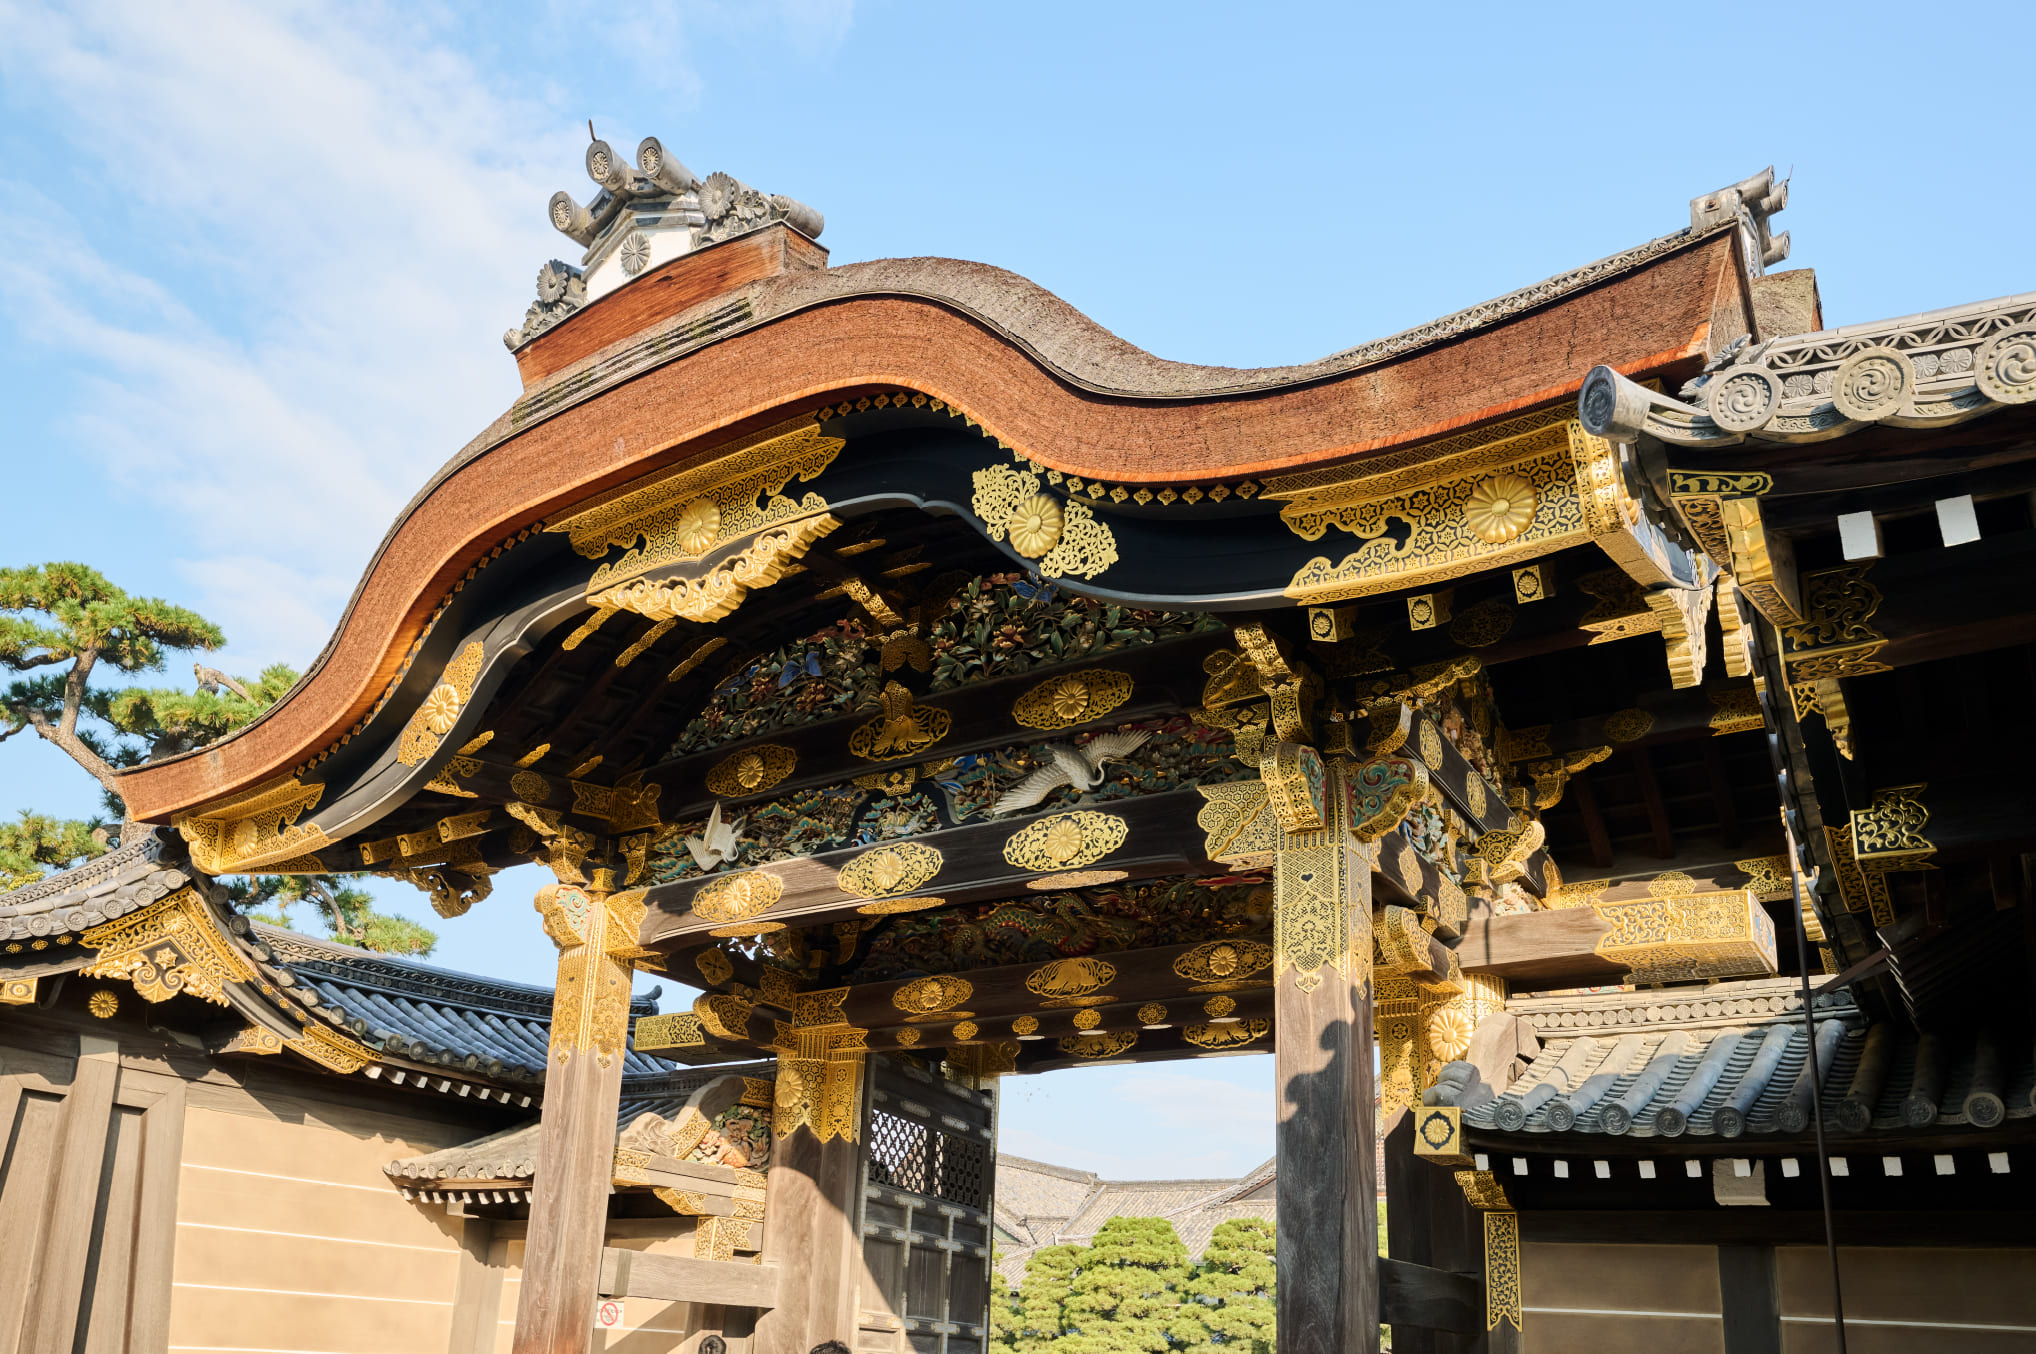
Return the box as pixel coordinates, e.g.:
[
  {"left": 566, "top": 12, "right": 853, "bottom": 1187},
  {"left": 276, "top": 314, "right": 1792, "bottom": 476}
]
[
  {"left": 513, "top": 870, "right": 640, "bottom": 1354},
  {"left": 1385, "top": 1117, "right": 1497, "bottom": 1354},
  {"left": 753, "top": 996, "right": 868, "bottom": 1354},
  {"left": 1273, "top": 773, "right": 1382, "bottom": 1354}
]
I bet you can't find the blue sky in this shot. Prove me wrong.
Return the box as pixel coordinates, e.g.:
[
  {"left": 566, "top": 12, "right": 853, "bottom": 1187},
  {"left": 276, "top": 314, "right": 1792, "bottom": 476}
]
[{"left": 2, "top": 0, "right": 2029, "bottom": 1179}]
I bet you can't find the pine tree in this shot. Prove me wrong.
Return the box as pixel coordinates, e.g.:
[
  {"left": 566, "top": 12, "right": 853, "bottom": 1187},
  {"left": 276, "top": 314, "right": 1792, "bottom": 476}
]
[
  {"left": 1, "top": 562, "right": 434, "bottom": 953},
  {"left": 1060, "top": 1217, "right": 1189, "bottom": 1354},
  {"left": 1170, "top": 1218, "right": 1276, "bottom": 1354},
  {"left": 988, "top": 1248, "right": 1024, "bottom": 1352},
  {"left": 1014, "top": 1243, "right": 1084, "bottom": 1353}
]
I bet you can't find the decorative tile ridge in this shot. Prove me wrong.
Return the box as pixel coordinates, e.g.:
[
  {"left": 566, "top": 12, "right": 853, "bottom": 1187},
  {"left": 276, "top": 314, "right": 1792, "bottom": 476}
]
[
  {"left": 1582, "top": 288, "right": 2036, "bottom": 448},
  {"left": 249, "top": 921, "right": 657, "bottom": 1020},
  {"left": 0, "top": 826, "right": 172, "bottom": 909},
  {"left": 1508, "top": 978, "right": 1856, "bottom": 1034}
]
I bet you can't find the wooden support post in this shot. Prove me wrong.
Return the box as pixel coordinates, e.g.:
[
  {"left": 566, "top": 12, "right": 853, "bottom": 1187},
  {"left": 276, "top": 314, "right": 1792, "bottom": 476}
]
[
  {"left": 512, "top": 871, "right": 640, "bottom": 1354},
  {"left": 26, "top": 1035, "right": 120, "bottom": 1354},
  {"left": 753, "top": 997, "right": 869, "bottom": 1354},
  {"left": 1273, "top": 772, "right": 1381, "bottom": 1354}
]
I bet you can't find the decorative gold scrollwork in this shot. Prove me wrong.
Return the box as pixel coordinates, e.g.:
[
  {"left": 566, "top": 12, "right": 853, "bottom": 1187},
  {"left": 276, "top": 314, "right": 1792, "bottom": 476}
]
[
  {"left": 1173, "top": 939, "right": 1273, "bottom": 987},
  {"left": 1012, "top": 669, "right": 1135, "bottom": 730},
  {"left": 848, "top": 682, "right": 952, "bottom": 760},
  {"left": 1184, "top": 1019, "right": 1269, "bottom": 1050},
  {"left": 893, "top": 975, "right": 973, "bottom": 1015},
  {"left": 1003, "top": 811, "right": 1129, "bottom": 871},
  {"left": 705, "top": 744, "right": 797, "bottom": 797},
  {"left": 838, "top": 842, "right": 943, "bottom": 897},
  {"left": 1057, "top": 1030, "right": 1137, "bottom": 1058},
  {"left": 690, "top": 871, "right": 785, "bottom": 924},
  {"left": 397, "top": 642, "right": 485, "bottom": 767},
  {"left": 1025, "top": 957, "right": 1116, "bottom": 1000},
  {"left": 80, "top": 888, "right": 256, "bottom": 1005}
]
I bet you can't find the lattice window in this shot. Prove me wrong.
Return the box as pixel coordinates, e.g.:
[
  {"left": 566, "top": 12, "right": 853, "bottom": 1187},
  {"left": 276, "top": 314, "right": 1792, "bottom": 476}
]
[{"left": 867, "top": 1109, "right": 988, "bottom": 1210}]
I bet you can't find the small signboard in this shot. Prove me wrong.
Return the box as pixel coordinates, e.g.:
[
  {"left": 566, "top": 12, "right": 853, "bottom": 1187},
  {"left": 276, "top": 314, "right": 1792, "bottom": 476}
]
[{"left": 596, "top": 1300, "right": 623, "bottom": 1330}]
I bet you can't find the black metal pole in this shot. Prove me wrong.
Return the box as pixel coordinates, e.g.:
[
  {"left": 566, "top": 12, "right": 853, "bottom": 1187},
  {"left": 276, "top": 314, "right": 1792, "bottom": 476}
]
[{"left": 1786, "top": 851, "right": 1847, "bottom": 1353}]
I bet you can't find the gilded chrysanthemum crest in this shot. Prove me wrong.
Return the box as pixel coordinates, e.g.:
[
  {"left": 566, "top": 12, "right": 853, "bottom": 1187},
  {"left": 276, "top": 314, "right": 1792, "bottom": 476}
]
[
  {"left": 837, "top": 843, "right": 943, "bottom": 898},
  {"left": 1003, "top": 811, "right": 1129, "bottom": 871},
  {"left": 690, "top": 871, "right": 785, "bottom": 923}
]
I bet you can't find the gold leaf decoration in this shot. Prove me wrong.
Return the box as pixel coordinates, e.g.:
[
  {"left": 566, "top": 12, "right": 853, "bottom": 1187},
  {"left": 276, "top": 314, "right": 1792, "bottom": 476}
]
[
  {"left": 1184, "top": 1020, "right": 1269, "bottom": 1050},
  {"left": 1172, "top": 940, "right": 1273, "bottom": 985},
  {"left": 1039, "top": 500, "right": 1118, "bottom": 580},
  {"left": 512, "top": 770, "right": 553, "bottom": 804},
  {"left": 1602, "top": 708, "right": 1656, "bottom": 743},
  {"left": 1463, "top": 473, "right": 1539, "bottom": 544},
  {"left": 848, "top": 681, "right": 951, "bottom": 760},
  {"left": 856, "top": 895, "right": 948, "bottom": 916},
  {"left": 838, "top": 842, "right": 943, "bottom": 898},
  {"left": 1136, "top": 1003, "right": 1168, "bottom": 1026},
  {"left": 695, "top": 949, "right": 735, "bottom": 986},
  {"left": 897, "top": 1028, "right": 922, "bottom": 1046},
  {"left": 705, "top": 744, "right": 797, "bottom": 797},
  {"left": 1003, "top": 811, "right": 1129, "bottom": 871},
  {"left": 951, "top": 1021, "right": 980, "bottom": 1042},
  {"left": 1072, "top": 1008, "right": 1102, "bottom": 1030},
  {"left": 397, "top": 642, "right": 485, "bottom": 766},
  {"left": 1012, "top": 1015, "right": 1041, "bottom": 1036},
  {"left": 1026, "top": 869, "right": 1129, "bottom": 890},
  {"left": 81, "top": 889, "right": 255, "bottom": 1006},
  {"left": 893, "top": 975, "right": 973, "bottom": 1015},
  {"left": 690, "top": 871, "right": 784, "bottom": 923},
  {"left": 1025, "top": 957, "right": 1116, "bottom": 1000},
  {"left": 971, "top": 464, "right": 1042, "bottom": 543},
  {"left": 1011, "top": 669, "right": 1135, "bottom": 730},
  {"left": 1059, "top": 1030, "right": 1136, "bottom": 1058},
  {"left": 87, "top": 990, "right": 119, "bottom": 1019},
  {"left": 1203, "top": 994, "right": 1237, "bottom": 1018},
  {"left": 1419, "top": 719, "right": 1444, "bottom": 770},
  {"left": 709, "top": 921, "right": 785, "bottom": 938},
  {"left": 1428, "top": 1006, "right": 1475, "bottom": 1061},
  {"left": 1008, "top": 495, "right": 1065, "bottom": 558}
]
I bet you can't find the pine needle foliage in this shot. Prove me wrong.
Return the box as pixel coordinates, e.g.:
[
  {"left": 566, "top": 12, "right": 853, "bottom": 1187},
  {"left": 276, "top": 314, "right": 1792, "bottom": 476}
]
[
  {"left": 1, "top": 561, "right": 437, "bottom": 954},
  {"left": 1059, "top": 1218, "right": 1191, "bottom": 1354},
  {"left": 1170, "top": 1218, "right": 1276, "bottom": 1354},
  {"left": 1013, "top": 1244, "right": 1084, "bottom": 1353}
]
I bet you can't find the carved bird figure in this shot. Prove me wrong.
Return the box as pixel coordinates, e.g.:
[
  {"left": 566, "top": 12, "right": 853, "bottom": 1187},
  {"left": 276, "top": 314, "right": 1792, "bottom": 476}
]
[
  {"left": 193, "top": 663, "right": 252, "bottom": 700},
  {"left": 684, "top": 802, "right": 746, "bottom": 871},
  {"left": 993, "top": 730, "right": 1152, "bottom": 814}
]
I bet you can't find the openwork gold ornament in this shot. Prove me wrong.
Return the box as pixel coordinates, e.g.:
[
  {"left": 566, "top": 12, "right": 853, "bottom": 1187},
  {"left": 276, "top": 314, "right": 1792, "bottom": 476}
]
[
  {"left": 1012, "top": 669, "right": 1135, "bottom": 729},
  {"left": 552, "top": 417, "right": 843, "bottom": 591},
  {"left": 1203, "top": 994, "right": 1237, "bottom": 1018},
  {"left": 1039, "top": 500, "right": 1118, "bottom": 580},
  {"left": 1486, "top": 1212, "right": 1522, "bottom": 1332},
  {"left": 634, "top": 1013, "right": 706, "bottom": 1051},
  {"left": 838, "top": 842, "right": 943, "bottom": 897},
  {"left": 1185, "top": 1020, "right": 1269, "bottom": 1050},
  {"left": 1058, "top": 1030, "right": 1136, "bottom": 1058},
  {"left": 1851, "top": 784, "right": 1932, "bottom": 868},
  {"left": 591, "top": 515, "right": 843, "bottom": 626},
  {"left": 1735, "top": 856, "right": 1793, "bottom": 902},
  {"left": 1008, "top": 495, "right": 1065, "bottom": 558},
  {"left": 81, "top": 889, "right": 255, "bottom": 1005},
  {"left": 690, "top": 871, "right": 785, "bottom": 923},
  {"left": 1419, "top": 719, "right": 1443, "bottom": 770},
  {"left": 1137, "top": 1003, "right": 1168, "bottom": 1026},
  {"left": 1465, "top": 776, "right": 1487, "bottom": 819},
  {"left": 287, "top": 1024, "right": 377, "bottom": 1074},
  {"left": 1173, "top": 940, "right": 1273, "bottom": 985},
  {"left": 1003, "top": 811, "right": 1129, "bottom": 871},
  {"left": 1456, "top": 1170, "right": 1512, "bottom": 1211},
  {"left": 897, "top": 1028, "right": 922, "bottom": 1047},
  {"left": 1025, "top": 957, "right": 1116, "bottom": 1000},
  {"left": 512, "top": 770, "right": 553, "bottom": 804},
  {"left": 856, "top": 895, "right": 948, "bottom": 916},
  {"left": 848, "top": 682, "right": 952, "bottom": 760},
  {"left": 695, "top": 948, "right": 735, "bottom": 986},
  {"left": 397, "top": 642, "right": 485, "bottom": 766},
  {"left": 893, "top": 975, "right": 973, "bottom": 1015},
  {"left": 87, "top": 990, "right": 119, "bottom": 1019},
  {"left": 175, "top": 774, "right": 331, "bottom": 875},
  {"left": 1464, "top": 474, "right": 1538, "bottom": 544},
  {"left": 1647, "top": 870, "right": 1696, "bottom": 897},
  {"left": 705, "top": 744, "right": 797, "bottom": 796},
  {"left": 218, "top": 1024, "right": 283, "bottom": 1055},
  {"left": 1012, "top": 1015, "right": 1041, "bottom": 1036},
  {"left": 1026, "top": 869, "right": 1129, "bottom": 890},
  {"left": 1071, "top": 1008, "right": 1102, "bottom": 1030},
  {"left": 1707, "top": 683, "right": 1765, "bottom": 734},
  {"left": 1592, "top": 889, "right": 1777, "bottom": 983},
  {"left": 1602, "top": 708, "right": 1656, "bottom": 743}
]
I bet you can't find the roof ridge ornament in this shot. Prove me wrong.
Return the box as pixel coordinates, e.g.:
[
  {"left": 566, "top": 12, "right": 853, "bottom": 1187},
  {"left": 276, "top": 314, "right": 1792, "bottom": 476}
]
[
  {"left": 1690, "top": 166, "right": 1790, "bottom": 275},
  {"left": 506, "top": 132, "right": 825, "bottom": 351}
]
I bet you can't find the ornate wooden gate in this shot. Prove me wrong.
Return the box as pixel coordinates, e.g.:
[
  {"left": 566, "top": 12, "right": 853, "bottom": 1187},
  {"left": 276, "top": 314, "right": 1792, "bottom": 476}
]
[{"left": 854, "top": 1056, "right": 997, "bottom": 1354}]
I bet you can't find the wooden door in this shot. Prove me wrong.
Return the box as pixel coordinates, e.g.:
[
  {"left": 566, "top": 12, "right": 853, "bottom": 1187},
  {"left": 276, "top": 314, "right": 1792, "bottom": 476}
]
[{"left": 853, "top": 1057, "right": 996, "bottom": 1354}]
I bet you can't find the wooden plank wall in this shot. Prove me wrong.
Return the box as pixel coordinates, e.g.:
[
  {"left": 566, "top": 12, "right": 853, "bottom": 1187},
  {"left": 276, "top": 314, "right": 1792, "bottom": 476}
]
[{"left": 488, "top": 1218, "right": 737, "bottom": 1353}]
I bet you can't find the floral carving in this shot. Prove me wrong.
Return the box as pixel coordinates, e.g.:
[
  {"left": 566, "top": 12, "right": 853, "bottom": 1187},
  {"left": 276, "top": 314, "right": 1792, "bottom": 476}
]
[
  {"left": 691, "top": 871, "right": 784, "bottom": 923},
  {"left": 1008, "top": 494, "right": 1064, "bottom": 558},
  {"left": 1012, "top": 669, "right": 1134, "bottom": 730},
  {"left": 675, "top": 498, "right": 722, "bottom": 555},
  {"left": 838, "top": 843, "right": 943, "bottom": 898},
  {"left": 1463, "top": 473, "right": 1538, "bottom": 544},
  {"left": 705, "top": 744, "right": 796, "bottom": 797},
  {"left": 1004, "top": 811, "right": 1129, "bottom": 871}
]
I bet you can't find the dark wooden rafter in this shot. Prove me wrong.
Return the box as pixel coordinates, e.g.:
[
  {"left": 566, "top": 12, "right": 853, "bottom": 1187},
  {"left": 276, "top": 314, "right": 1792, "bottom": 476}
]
[
  {"left": 1568, "top": 768, "right": 1614, "bottom": 868},
  {"left": 1628, "top": 745, "right": 1676, "bottom": 858}
]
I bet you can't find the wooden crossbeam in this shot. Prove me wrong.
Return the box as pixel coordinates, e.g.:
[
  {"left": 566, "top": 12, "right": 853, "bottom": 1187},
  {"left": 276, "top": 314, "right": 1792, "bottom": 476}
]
[
  {"left": 1377, "top": 1258, "right": 1483, "bottom": 1336},
  {"left": 597, "top": 1249, "right": 780, "bottom": 1307}
]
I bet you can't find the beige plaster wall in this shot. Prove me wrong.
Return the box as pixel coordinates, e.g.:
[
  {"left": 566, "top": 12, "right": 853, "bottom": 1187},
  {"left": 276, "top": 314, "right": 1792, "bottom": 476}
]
[
  {"left": 1777, "top": 1246, "right": 2036, "bottom": 1353},
  {"left": 1520, "top": 1241, "right": 1725, "bottom": 1354}
]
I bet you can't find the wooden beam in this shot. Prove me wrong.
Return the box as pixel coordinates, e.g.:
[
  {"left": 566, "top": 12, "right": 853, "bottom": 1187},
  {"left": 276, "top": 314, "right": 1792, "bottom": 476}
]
[
  {"left": 641, "top": 787, "right": 1214, "bottom": 947},
  {"left": 26, "top": 1036, "right": 120, "bottom": 1354},
  {"left": 1570, "top": 769, "right": 1613, "bottom": 869},
  {"left": 1273, "top": 796, "right": 1379, "bottom": 1354},
  {"left": 1457, "top": 906, "right": 1620, "bottom": 986},
  {"left": 598, "top": 1250, "right": 781, "bottom": 1308},
  {"left": 127, "top": 1076, "right": 185, "bottom": 1354},
  {"left": 511, "top": 881, "right": 639, "bottom": 1354},
  {"left": 1629, "top": 746, "right": 1676, "bottom": 858},
  {"left": 1501, "top": 681, "right": 1758, "bottom": 764},
  {"left": 1377, "top": 1258, "right": 1484, "bottom": 1337},
  {"left": 865, "top": 986, "right": 1276, "bottom": 1053},
  {"left": 448, "top": 1220, "right": 506, "bottom": 1354},
  {"left": 1702, "top": 742, "right": 1741, "bottom": 847}
]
